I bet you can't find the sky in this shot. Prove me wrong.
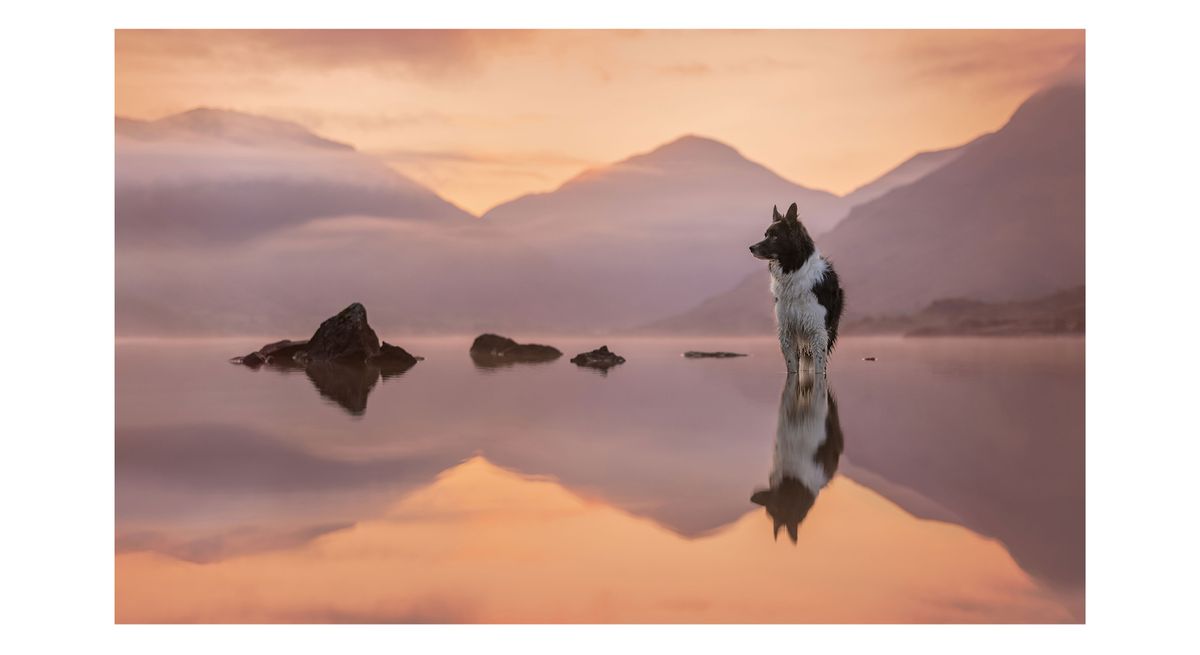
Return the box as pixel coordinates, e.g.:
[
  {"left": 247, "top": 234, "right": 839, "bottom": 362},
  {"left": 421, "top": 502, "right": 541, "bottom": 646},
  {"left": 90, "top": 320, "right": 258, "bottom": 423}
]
[{"left": 115, "top": 29, "right": 1083, "bottom": 215}]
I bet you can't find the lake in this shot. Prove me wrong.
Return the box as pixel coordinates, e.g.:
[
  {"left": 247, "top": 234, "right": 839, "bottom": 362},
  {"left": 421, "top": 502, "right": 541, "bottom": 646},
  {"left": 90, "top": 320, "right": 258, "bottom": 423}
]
[{"left": 115, "top": 335, "right": 1084, "bottom": 623}]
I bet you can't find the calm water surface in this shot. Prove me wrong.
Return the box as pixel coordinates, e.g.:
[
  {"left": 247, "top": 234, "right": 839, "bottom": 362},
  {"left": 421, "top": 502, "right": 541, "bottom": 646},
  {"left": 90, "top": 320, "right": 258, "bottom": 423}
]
[{"left": 115, "top": 336, "right": 1084, "bottom": 623}]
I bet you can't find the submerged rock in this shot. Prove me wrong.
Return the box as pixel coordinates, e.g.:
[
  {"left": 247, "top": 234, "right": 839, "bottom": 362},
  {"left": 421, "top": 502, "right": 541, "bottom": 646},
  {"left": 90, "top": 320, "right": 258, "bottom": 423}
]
[
  {"left": 683, "top": 351, "right": 747, "bottom": 358},
  {"left": 469, "top": 333, "right": 562, "bottom": 368},
  {"left": 306, "top": 302, "right": 381, "bottom": 362},
  {"left": 570, "top": 345, "right": 626, "bottom": 370}
]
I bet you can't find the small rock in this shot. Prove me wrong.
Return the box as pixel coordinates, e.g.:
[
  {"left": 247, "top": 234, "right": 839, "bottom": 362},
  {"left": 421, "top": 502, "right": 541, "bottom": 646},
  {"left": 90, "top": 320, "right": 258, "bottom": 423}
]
[
  {"left": 470, "top": 333, "right": 561, "bottom": 367},
  {"left": 261, "top": 339, "right": 309, "bottom": 365},
  {"left": 232, "top": 352, "right": 265, "bottom": 368},
  {"left": 863, "top": 356, "right": 877, "bottom": 361},
  {"left": 683, "top": 351, "right": 748, "bottom": 358},
  {"left": 374, "top": 341, "right": 423, "bottom": 366},
  {"left": 570, "top": 345, "right": 626, "bottom": 370}
]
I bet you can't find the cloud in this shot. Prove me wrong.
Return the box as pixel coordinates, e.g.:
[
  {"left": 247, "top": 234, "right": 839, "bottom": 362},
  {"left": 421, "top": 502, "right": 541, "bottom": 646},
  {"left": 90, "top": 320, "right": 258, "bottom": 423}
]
[
  {"left": 116, "top": 29, "right": 535, "bottom": 78},
  {"left": 898, "top": 31, "right": 1084, "bottom": 90}
]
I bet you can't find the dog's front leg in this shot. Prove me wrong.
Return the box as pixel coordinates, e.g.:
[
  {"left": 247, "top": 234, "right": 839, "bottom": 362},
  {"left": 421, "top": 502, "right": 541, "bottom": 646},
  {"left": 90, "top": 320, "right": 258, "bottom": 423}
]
[
  {"left": 809, "top": 331, "right": 830, "bottom": 376},
  {"left": 779, "top": 329, "right": 800, "bottom": 374}
]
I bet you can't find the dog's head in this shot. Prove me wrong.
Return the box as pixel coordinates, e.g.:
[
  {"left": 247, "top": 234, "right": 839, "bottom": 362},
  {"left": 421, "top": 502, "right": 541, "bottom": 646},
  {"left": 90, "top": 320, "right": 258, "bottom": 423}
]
[{"left": 749, "top": 202, "right": 816, "bottom": 272}]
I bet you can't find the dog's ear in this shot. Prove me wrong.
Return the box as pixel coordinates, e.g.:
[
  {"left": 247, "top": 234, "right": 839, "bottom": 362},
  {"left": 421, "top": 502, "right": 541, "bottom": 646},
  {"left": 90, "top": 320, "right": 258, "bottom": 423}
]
[
  {"left": 785, "top": 202, "right": 799, "bottom": 223},
  {"left": 772, "top": 205, "right": 783, "bottom": 222}
]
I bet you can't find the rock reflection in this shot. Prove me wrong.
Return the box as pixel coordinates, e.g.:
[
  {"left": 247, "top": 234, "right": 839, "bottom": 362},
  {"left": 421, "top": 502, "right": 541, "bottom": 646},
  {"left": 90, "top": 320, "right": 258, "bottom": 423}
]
[
  {"left": 751, "top": 373, "right": 844, "bottom": 542},
  {"left": 270, "top": 358, "right": 416, "bottom": 416}
]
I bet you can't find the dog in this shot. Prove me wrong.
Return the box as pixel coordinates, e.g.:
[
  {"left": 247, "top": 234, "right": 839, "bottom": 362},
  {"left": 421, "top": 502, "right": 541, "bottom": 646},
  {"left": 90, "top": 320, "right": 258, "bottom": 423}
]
[
  {"left": 750, "top": 373, "right": 844, "bottom": 542},
  {"left": 749, "top": 202, "right": 844, "bottom": 375}
]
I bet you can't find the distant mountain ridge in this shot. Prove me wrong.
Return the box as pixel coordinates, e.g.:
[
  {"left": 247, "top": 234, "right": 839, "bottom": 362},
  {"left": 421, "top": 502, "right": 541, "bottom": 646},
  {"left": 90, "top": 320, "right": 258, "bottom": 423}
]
[
  {"left": 117, "top": 108, "right": 354, "bottom": 151},
  {"left": 483, "top": 134, "right": 847, "bottom": 235}
]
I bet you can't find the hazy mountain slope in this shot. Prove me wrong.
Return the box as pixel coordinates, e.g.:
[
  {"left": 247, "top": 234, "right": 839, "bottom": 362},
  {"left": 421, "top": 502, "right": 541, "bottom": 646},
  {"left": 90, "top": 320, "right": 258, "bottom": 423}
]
[
  {"left": 116, "top": 109, "right": 472, "bottom": 244},
  {"left": 642, "top": 82, "right": 1085, "bottom": 331},
  {"left": 823, "top": 83, "right": 1084, "bottom": 316},
  {"left": 840, "top": 141, "right": 974, "bottom": 208}
]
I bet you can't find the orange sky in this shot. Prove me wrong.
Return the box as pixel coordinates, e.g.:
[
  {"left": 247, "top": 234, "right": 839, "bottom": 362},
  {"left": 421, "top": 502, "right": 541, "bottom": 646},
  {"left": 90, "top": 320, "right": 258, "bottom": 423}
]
[{"left": 115, "top": 30, "right": 1083, "bottom": 214}]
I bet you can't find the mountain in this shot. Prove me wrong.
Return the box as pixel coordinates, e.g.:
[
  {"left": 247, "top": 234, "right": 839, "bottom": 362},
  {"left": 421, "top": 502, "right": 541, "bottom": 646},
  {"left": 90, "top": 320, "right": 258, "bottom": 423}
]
[
  {"left": 484, "top": 135, "right": 846, "bottom": 234},
  {"left": 642, "top": 82, "right": 1085, "bottom": 331},
  {"left": 840, "top": 140, "right": 975, "bottom": 208},
  {"left": 853, "top": 286, "right": 1085, "bottom": 336},
  {"left": 116, "top": 108, "right": 472, "bottom": 244}
]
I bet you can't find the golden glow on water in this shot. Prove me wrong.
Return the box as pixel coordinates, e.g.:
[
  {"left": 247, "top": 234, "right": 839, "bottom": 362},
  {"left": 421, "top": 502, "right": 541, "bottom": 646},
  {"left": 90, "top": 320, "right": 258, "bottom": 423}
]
[{"left": 116, "top": 456, "right": 1071, "bottom": 623}]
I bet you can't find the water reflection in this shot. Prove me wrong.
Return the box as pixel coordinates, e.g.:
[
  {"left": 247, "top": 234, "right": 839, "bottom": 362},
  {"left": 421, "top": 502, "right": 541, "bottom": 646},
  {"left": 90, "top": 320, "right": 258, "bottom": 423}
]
[
  {"left": 266, "top": 358, "right": 416, "bottom": 415},
  {"left": 751, "top": 373, "right": 844, "bottom": 542}
]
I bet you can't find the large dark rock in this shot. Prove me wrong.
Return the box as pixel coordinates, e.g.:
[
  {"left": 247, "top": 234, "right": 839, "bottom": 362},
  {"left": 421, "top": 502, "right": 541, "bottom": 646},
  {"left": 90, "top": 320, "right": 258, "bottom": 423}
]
[
  {"left": 469, "top": 333, "right": 562, "bottom": 368},
  {"left": 570, "top": 345, "right": 626, "bottom": 370},
  {"left": 305, "top": 302, "right": 381, "bottom": 362}
]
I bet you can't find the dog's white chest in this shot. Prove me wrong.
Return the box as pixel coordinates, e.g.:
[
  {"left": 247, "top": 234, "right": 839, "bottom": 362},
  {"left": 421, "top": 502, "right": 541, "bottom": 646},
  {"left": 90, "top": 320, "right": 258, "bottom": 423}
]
[{"left": 770, "top": 255, "right": 829, "bottom": 336}]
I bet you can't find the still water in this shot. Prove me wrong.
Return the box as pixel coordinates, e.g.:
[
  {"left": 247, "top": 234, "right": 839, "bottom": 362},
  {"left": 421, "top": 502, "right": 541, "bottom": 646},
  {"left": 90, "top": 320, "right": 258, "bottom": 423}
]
[{"left": 115, "top": 336, "right": 1084, "bottom": 623}]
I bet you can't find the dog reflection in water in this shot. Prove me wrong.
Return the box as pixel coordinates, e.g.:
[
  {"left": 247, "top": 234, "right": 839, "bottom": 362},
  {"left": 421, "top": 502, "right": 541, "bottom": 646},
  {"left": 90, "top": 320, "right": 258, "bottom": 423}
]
[{"left": 751, "top": 372, "right": 845, "bottom": 542}]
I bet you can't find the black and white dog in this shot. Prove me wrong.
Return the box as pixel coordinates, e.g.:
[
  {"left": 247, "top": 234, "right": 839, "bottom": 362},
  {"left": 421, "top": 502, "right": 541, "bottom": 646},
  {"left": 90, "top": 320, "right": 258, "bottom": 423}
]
[{"left": 749, "top": 203, "right": 844, "bottom": 375}]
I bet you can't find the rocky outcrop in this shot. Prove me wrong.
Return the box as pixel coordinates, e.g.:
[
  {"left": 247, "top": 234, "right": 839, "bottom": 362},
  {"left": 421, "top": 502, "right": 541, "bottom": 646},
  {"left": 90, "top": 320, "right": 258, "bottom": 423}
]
[
  {"left": 232, "top": 303, "right": 421, "bottom": 370},
  {"left": 305, "top": 303, "right": 381, "bottom": 362},
  {"left": 683, "top": 351, "right": 747, "bottom": 358},
  {"left": 570, "top": 345, "right": 626, "bottom": 370},
  {"left": 469, "top": 334, "right": 562, "bottom": 368}
]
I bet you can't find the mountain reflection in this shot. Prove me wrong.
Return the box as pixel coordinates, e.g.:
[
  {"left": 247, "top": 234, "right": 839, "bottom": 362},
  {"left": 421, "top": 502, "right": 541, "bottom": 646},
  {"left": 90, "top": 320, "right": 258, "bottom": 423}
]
[{"left": 751, "top": 373, "right": 844, "bottom": 542}]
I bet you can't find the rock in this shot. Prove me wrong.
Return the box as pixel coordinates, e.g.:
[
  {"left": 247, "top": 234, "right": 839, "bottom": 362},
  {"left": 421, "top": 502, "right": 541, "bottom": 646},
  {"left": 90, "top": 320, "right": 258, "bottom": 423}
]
[
  {"left": 375, "top": 341, "right": 423, "bottom": 365},
  {"left": 232, "top": 351, "right": 265, "bottom": 368},
  {"left": 305, "top": 302, "right": 381, "bottom": 362},
  {"left": 469, "top": 333, "right": 562, "bottom": 368},
  {"left": 570, "top": 345, "right": 626, "bottom": 370},
  {"left": 261, "top": 339, "right": 309, "bottom": 365},
  {"left": 373, "top": 341, "right": 423, "bottom": 379},
  {"left": 683, "top": 351, "right": 747, "bottom": 358},
  {"left": 230, "top": 305, "right": 423, "bottom": 385},
  {"left": 863, "top": 356, "right": 877, "bottom": 361}
]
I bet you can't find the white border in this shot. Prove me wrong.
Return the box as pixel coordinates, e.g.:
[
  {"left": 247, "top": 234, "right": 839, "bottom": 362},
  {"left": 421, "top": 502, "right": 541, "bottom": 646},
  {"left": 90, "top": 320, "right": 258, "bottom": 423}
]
[{"left": 5, "top": 0, "right": 1200, "bottom": 652}]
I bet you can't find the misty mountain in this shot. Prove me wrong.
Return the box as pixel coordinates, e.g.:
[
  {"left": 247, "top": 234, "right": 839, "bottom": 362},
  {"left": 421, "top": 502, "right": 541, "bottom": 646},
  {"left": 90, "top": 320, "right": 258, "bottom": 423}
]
[
  {"left": 484, "top": 134, "right": 846, "bottom": 234},
  {"left": 116, "top": 108, "right": 472, "bottom": 244},
  {"left": 643, "top": 82, "right": 1085, "bottom": 331},
  {"left": 840, "top": 141, "right": 974, "bottom": 208}
]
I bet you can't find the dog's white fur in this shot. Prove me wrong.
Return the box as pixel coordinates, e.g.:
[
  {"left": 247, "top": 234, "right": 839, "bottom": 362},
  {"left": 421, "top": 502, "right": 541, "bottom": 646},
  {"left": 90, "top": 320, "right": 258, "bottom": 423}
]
[
  {"left": 769, "top": 250, "right": 832, "bottom": 375},
  {"left": 770, "top": 373, "right": 833, "bottom": 492}
]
